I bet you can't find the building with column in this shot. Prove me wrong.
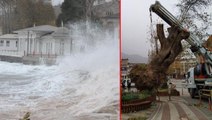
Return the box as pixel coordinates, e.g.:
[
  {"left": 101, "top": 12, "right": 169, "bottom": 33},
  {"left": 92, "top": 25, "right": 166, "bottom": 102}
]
[
  {"left": 92, "top": 0, "right": 119, "bottom": 38},
  {"left": 0, "top": 25, "right": 72, "bottom": 64}
]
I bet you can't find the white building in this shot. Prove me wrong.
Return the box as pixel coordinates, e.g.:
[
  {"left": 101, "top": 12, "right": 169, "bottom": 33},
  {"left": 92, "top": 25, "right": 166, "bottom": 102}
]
[
  {"left": 0, "top": 34, "right": 21, "bottom": 57},
  {"left": 13, "top": 25, "right": 70, "bottom": 56},
  {"left": 92, "top": 0, "right": 119, "bottom": 38},
  {"left": 0, "top": 25, "right": 71, "bottom": 64},
  {"left": 40, "top": 27, "right": 71, "bottom": 56}
]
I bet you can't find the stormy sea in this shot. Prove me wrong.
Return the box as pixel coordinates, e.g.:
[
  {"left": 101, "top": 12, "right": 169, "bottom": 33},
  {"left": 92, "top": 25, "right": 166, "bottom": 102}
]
[{"left": 0, "top": 23, "right": 119, "bottom": 120}]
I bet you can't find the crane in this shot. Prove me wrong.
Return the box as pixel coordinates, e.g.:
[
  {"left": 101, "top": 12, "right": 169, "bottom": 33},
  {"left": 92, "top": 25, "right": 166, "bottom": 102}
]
[{"left": 150, "top": 1, "right": 212, "bottom": 98}]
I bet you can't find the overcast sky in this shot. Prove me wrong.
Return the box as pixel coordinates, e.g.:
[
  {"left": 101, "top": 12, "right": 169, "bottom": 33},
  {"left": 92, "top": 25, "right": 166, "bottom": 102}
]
[{"left": 122, "top": 0, "right": 179, "bottom": 57}]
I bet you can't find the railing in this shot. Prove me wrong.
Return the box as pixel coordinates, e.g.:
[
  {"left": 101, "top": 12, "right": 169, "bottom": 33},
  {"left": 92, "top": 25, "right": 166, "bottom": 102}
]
[
  {"left": 0, "top": 50, "right": 24, "bottom": 57},
  {"left": 122, "top": 95, "right": 156, "bottom": 113},
  {"left": 122, "top": 101, "right": 151, "bottom": 113},
  {"left": 199, "top": 89, "right": 212, "bottom": 110},
  {"left": 22, "top": 53, "right": 58, "bottom": 65},
  {"left": 27, "top": 53, "right": 57, "bottom": 58}
]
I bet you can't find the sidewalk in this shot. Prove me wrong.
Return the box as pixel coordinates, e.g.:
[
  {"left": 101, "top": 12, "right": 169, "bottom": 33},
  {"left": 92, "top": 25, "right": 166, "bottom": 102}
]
[{"left": 148, "top": 96, "right": 209, "bottom": 120}]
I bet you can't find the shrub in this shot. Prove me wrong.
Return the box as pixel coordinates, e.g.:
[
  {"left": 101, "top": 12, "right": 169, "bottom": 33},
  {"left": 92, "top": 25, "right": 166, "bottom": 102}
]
[
  {"left": 122, "top": 90, "right": 151, "bottom": 101},
  {"left": 122, "top": 93, "right": 139, "bottom": 101},
  {"left": 128, "top": 117, "right": 147, "bottom": 120}
]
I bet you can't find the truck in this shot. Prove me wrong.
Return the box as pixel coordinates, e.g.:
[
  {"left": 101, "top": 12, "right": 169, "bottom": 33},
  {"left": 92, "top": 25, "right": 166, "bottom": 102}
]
[{"left": 150, "top": 1, "right": 212, "bottom": 98}]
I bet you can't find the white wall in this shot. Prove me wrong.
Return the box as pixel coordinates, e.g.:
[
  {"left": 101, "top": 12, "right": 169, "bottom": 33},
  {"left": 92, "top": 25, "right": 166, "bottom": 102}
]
[
  {"left": 0, "top": 28, "right": 72, "bottom": 57},
  {"left": 17, "top": 31, "right": 37, "bottom": 55},
  {"left": 64, "top": 39, "right": 72, "bottom": 55},
  {"left": 41, "top": 37, "right": 56, "bottom": 55},
  {"left": 0, "top": 39, "right": 18, "bottom": 51},
  {"left": 54, "top": 38, "right": 71, "bottom": 56}
]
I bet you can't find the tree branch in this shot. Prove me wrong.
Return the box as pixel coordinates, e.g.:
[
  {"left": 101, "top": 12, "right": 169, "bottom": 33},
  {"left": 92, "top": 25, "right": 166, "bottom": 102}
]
[{"left": 156, "top": 24, "right": 166, "bottom": 48}]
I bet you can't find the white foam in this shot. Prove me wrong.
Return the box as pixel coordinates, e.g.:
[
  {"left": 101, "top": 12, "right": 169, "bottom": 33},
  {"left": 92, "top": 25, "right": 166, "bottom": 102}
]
[{"left": 0, "top": 22, "right": 119, "bottom": 119}]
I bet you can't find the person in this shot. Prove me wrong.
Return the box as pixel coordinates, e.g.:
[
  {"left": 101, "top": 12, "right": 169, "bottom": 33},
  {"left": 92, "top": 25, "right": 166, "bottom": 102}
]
[
  {"left": 122, "top": 80, "right": 126, "bottom": 89},
  {"left": 127, "top": 79, "right": 131, "bottom": 91},
  {"left": 168, "top": 79, "right": 176, "bottom": 101},
  {"left": 168, "top": 82, "right": 172, "bottom": 101}
]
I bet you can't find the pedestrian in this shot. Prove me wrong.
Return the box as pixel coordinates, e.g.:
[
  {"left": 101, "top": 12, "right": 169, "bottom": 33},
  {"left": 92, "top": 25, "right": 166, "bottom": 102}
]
[
  {"left": 122, "top": 80, "right": 126, "bottom": 89},
  {"left": 168, "top": 82, "right": 172, "bottom": 101},
  {"left": 168, "top": 79, "right": 176, "bottom": 101},
  {"left": 127, "top": 80, "right": 131, "bottom": 91}
]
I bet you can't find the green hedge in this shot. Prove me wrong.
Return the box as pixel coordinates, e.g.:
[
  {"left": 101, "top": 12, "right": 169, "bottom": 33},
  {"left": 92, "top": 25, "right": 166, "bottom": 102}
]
[
  {"left": 122, "top": 90, "right": 151, "bottom": 101},
  {"left": 128, "top": 117, "right": 147, "bottom": 120},
  {"left": 122, "top": 93, "right": 139, "bottom": 101}
]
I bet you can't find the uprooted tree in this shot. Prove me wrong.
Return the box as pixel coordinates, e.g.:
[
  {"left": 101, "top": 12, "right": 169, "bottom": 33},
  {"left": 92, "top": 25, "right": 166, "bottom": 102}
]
[
  {"left": 131, "top": 0, "right": 212, "bottom": 91},
  {"left": 132, "top": 24, "right": 190, "bottom": 90}
]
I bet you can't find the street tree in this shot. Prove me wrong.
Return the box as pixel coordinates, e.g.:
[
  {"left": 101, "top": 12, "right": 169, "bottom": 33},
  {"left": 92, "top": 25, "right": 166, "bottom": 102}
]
[{"left": 56, "top": 0, "right": 95, "bottom": 26}]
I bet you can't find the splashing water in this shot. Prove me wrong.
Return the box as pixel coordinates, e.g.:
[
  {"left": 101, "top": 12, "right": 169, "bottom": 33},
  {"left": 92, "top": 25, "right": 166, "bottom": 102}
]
[{"left": 0, "top": 22, "right": 119, "bottom": 120}]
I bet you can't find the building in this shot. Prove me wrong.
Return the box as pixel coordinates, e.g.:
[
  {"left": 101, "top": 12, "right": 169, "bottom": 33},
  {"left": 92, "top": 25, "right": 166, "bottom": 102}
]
[
  {"left": 92, "top": 0, "right": 119, "bottom": 38},
  {"left": 168, "top": 58, "right": 197, "bottom": 79},
  {"left": 13, "top": 25, "right": 71, "bottom": 56},
  {"left": 0, "top": 25, "right": 71, "bottom": 64},
  {"left": 93, "top": 0, "right": 119, "bottom": 24},
  {"left": 121, "top": 58, "right": 131, "bottom": 81},
  {"left": 0, "top": 34, "right": 20, "bottom": 56}
]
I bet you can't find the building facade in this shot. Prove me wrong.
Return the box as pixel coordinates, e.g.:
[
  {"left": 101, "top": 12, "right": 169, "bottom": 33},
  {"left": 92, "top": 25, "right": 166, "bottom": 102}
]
[
  {"left": 0, "top": 25, "right": 71, "bottom": 64},
  {"left": 92, "top": 0, "right": 119, "bottom": 38},
  {"left": 168, "top": 58, "right": 197, "bottom": 79},
  {"left": 121, "top": 58, "right": 131, "bottom": 81},
  {"left": 0, "top": 34, "right": 20, "bottom": 57}
]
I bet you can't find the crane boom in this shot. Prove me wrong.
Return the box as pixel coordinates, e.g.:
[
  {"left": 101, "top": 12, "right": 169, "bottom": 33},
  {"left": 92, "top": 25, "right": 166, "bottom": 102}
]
[{"left": 150, "top": 1, "right": 212, "bottom": 76}]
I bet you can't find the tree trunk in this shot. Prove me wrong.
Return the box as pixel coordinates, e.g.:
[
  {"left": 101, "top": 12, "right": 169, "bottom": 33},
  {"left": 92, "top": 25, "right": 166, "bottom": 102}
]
[{"left": 135, "top": 24, "right": 190, "bottom": 90}]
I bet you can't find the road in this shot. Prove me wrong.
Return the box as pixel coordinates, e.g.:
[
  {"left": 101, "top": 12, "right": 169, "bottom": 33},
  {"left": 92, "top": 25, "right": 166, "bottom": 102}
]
[{"left": 149, "top": 79, "right": 212, "bottom": 120}]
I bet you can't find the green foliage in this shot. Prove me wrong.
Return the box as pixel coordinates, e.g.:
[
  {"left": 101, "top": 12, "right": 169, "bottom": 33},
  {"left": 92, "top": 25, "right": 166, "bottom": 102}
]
[
  {"left": 56, "top": 0, "right": 87, "bottom": 25},
  {"left": 159, "top": 81, "right": 168, "bottom": 89},
  {"left": 122, "top": 93, "right": 139, "bottom": 101},
  {"left": 122, "top": 90, "right": 151, "bottom": 101},
  {"left": 128, "top": 117, "right": 147, "bottom": 120},
  {"left": 129, "top": 64, "right": 148, "bottom": 89},
  {"left": 138, "top": 94, "right": 148, "bottom": 100},
  {"left": 139, "top": 90, "right": 151, "bottom": 99},
  {"left": 129, "top": 64, "right": 147, "bottom": 80},
  {"left": 141, "top": 90, "right": 152, "bottom": 96},
  {"left": 158, "top": 88, "right": 168, "bottom": 92}
]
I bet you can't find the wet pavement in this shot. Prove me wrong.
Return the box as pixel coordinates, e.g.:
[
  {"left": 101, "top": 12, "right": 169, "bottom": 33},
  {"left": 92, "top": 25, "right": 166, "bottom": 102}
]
[{"left": 122, "top": 79, "right": 212, "bottom": 120}]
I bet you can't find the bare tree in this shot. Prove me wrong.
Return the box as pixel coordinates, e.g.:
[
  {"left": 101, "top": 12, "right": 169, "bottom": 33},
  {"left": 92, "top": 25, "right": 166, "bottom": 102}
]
[
  {"left": 177, "top": 0, "right": 212, "bottom": 40},
  {"left": 0, "top": 0, "right": 56, "bottom": 33},
  {"left": 85, "top": 0, "right": 95, "bottom": 21},
  {"left": 0, "top": 0, "right": 15, "bottom": 34}
]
